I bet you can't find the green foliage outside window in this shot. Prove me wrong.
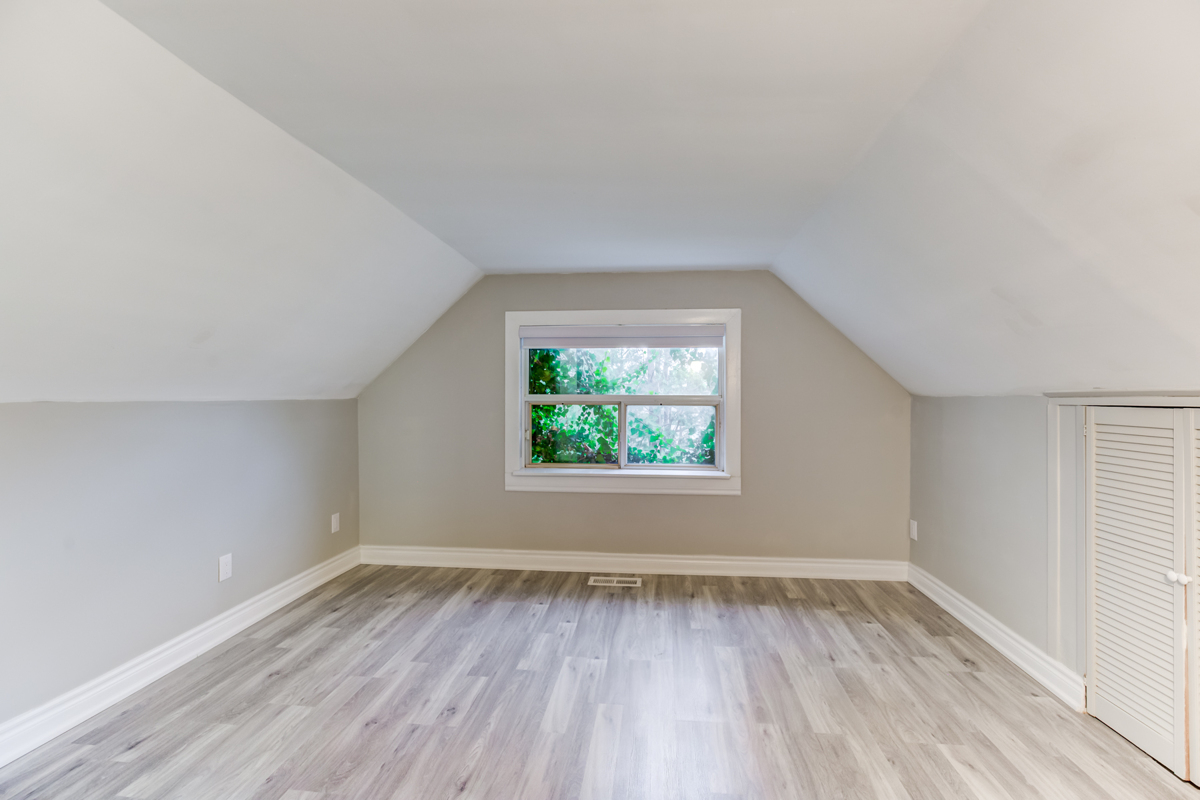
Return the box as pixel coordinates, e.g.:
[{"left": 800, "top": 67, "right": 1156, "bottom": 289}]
[
  {"left": 529, "top": 347, "right": 717, "bottom": 396},
  {"left": 530, "top": 404, "right": 618, "bottom": 464},
  {"left": 627, "top": 406, "right": 716, "bottom": 465},
  {"left": 528, "top": 348, "right": 719, "bottom": 466}
]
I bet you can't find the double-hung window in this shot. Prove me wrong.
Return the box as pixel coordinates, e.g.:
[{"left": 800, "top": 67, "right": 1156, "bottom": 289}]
[{"left": 505, "top": 309, "right": 741, "bottom": 495}]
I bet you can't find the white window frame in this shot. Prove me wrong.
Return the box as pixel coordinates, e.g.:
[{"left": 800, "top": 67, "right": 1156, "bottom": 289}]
[{"left": 505, "top": 308, "right": 741, "bottom": 495}]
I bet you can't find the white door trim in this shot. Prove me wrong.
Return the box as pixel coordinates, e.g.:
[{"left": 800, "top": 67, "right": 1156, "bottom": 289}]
[{"left": 1046, "top": 395, "right": 1200, "bottom": 702}]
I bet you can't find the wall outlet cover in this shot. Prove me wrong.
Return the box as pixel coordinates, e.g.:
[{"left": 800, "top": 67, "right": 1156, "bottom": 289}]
[
  {"left": 332, "top": 512, "right": 340, "bottom": 533},
  {"left": 218, "top": 553, "right": 233, "bottom": 582},
  {"left": 909, "top": 520, "right": 918, "bottom": 541}
]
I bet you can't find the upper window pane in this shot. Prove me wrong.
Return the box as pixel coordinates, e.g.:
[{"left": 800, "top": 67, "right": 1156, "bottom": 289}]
[{"left": 528, "top": 348, "right": 718, "bottom": 395}]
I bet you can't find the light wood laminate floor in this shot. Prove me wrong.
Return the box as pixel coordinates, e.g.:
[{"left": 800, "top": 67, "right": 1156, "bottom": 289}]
[{"left": 2, "top": 565, "right": 1197, "bottom": 799}]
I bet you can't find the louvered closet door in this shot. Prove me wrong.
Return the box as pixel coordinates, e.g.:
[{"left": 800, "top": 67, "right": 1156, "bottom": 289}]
[
  {"left": 1188, "top": 409, "right": 1200, "bottom": 783},
  {"left": 1086, "top": 406, "right": 1187, "bottom": 777}
]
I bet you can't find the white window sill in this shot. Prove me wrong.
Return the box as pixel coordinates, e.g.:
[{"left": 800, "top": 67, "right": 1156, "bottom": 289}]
[
  {"left": 506, "top": 469, "right": 740, "bottom": 496},
  {"left": 512, "top": 468, "right": 731, "bottom": 479}
]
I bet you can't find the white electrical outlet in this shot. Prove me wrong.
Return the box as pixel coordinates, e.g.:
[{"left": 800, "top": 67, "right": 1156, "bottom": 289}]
[
  {"left": 909, "top": 520, "right": 918, "bottom": 541},
  {"left": 332, "top": 512, "right": 340, "bottom": 533},
  {"left": 218, "top": 553, "right": 233, "bottom": 582}
]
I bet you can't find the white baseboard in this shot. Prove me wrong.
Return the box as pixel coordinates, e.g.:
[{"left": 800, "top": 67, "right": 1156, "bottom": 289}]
[
  {"left": 2, "top": 548, "right": 1081, "bottom": 774},
  {"left": 908, "top": 564, "right": 1085, "bottom": 711},
  {"left": 359, "top": 544, "right": 910, "bottom": 581},
  {"left": 0, "top": 546, "right": 361, "bottom": 770}
]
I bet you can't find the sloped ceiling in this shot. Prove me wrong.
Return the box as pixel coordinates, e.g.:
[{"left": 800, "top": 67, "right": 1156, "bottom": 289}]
[
  {"left": 0, "top": 0, "right": 481, "bottom": 402},
  {"left": 10, "top": 0, "right": 1200, "bottom": 399},
  {"left": 774, "top": 0, "right": 1200, "bottom": 395},
  {"left": 98, "top": 0, "right": 986, "bottom": 271}
]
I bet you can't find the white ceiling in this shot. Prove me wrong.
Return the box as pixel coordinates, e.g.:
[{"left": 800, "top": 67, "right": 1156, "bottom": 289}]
[
  {"left": 9, "top": 0, "right": 1200, "bottom": 399},
  {"left": 0, "top": 0, "right": 480, "bottom": 401},
  {"left": 98, "top": 0, "right": 986, "bottom": 271},
  {"left": 774, "top": 0, "right": 1200, "bottom": 395}
]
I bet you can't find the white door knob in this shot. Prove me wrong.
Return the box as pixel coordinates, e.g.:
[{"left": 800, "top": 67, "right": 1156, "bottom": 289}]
[
  {"left": 1168, "top": 571, "right": 1179, "bottom": 583},
  {"left": 1180, "top": 574, "right": 1194, "bottom": 586}
]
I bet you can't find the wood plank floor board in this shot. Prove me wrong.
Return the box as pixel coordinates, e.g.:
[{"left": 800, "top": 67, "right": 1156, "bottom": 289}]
[
  {"left": 0, "top": 747, "right": 93, "bottom": 800},
  {"left": 3, "top": 565, "right": 1199, "bottom": 799}
]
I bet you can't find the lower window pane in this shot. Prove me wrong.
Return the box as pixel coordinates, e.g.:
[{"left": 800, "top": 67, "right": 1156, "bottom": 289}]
[
  {"left": 530, "top": 404, "right": 619, "bottom": 464},
  {"left": 627, "top": 405, "right": 716, "bottom": 466}
]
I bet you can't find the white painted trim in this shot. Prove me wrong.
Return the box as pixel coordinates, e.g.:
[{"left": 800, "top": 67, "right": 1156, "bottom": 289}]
[
  {"left": 1048, "top": 394, "right": 1200, "bottom": 408},
  {"left": 0, "top": 547, "right": 361, "bottom": 770},
  {"left": 360, "top": 544, "right": 908, "bottom": 581},
  {"left": 1045, "top": 393, "right": 1200, "bottom": 699},
  {"left": 1046, "top": 400, "right": 1061, "bottom": 665},
  {"left": 510, "top": 468, "right": 732, "bottom": 479},
  {"left": 909, "top": 564, "right": 1085, "bottom": 711},
  {"left": 504, "top": 308, "right": 742, "bottom": 496}
]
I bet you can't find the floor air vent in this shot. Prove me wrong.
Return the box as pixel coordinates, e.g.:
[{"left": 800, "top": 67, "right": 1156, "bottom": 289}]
[{"left": 588, "top": 576, "right": 642, "bottom": 587}]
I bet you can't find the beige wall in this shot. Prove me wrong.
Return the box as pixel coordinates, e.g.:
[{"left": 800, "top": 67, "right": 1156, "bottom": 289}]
[
  {"left": 359, "top": 271, "right": 911, "bottom": 559},
  {"left": 0, "top": 400, "right": 358, "bottom": 724},
  {"left": 910, "top": 395, "right": 1049, "bottom": 650}
]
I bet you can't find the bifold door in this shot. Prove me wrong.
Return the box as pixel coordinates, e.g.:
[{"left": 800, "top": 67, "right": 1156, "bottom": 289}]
[
  {"left": 1190, "top": 410, "right": 1200, "bottom": 779},
  {"left": 1086, "top": 406, "right": 1189, "bottom": 778}
]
